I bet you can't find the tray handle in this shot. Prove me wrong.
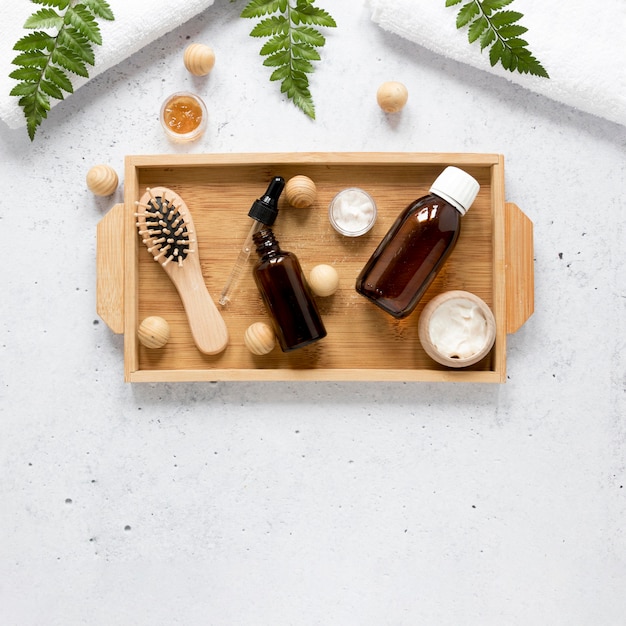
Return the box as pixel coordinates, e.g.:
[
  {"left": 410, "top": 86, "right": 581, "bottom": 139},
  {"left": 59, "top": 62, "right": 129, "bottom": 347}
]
[
  {"left": 96, "top": 203, "right": 125, "bottom": 334},
  {"left": 505, "top": 202, "right": 534, "bottom": 334}
]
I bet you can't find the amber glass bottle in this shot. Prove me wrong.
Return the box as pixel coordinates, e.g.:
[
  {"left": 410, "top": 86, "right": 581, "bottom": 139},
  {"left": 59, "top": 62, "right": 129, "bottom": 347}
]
[
  {"left": 355, "top": 166, "right": 480, "bottom": 319},
  {"left": 252, "top": 228, "right": 327, "bottom": 352}
]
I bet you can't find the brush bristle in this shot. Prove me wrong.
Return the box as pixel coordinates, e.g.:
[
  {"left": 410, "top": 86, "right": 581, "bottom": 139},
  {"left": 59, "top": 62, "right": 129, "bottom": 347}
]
[{"left": 135, "top": 190, "right": 196, "bottom": 267}]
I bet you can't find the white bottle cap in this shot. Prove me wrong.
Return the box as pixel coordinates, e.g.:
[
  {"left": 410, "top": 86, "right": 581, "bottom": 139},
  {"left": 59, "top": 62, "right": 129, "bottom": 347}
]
[{"left": 429, "top": 166, "right": 480, "bottom": 216}]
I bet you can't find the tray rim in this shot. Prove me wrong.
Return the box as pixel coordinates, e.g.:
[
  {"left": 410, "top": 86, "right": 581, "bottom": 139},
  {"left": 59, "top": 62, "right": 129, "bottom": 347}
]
[{"left": 121, "top": 151, "right": 509, "bottom": 383}]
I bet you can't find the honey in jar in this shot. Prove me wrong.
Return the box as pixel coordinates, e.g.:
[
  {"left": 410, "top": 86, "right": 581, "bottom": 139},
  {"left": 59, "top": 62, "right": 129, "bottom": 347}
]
[{"left": 160, "top": 92, "right": 207, "bottom": 141}]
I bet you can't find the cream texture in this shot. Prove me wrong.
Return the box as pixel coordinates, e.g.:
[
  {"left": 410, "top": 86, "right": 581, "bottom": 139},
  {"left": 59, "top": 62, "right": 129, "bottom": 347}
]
[
  {"left": 428, "top": 298, "right": 490, "bottom": 359},
  {"left": 329, "top": 188, "right": 376, "bottom": 235}
]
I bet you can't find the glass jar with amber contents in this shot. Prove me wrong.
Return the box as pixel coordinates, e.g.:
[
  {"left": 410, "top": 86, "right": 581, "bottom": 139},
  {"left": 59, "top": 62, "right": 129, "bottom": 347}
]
[{"left": 160, "top": 92, "right": 207, "bottom": 142}]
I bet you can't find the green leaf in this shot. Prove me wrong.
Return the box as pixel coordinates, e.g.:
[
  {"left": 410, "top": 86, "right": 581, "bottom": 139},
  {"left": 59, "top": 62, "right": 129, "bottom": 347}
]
[
  {"left": 82, "top": 0, "right": 115, "bottom": 20},
  {"left": 481, "top": 0, "right": 513, "bottom": 14},
  {"left": 292, "top": 26, "right": 325, "bottom": 47},
  {"left": 24, "top": 8, "right": 64, "bottom": 30},
  {"left": 10, "top": 82, "right": 39, "bottom": 97},
  {"left": 12, "top": 51, "right": 49, "bottom": 68},
  {"left": 468, "top": 15, "right": 488, "bottom": 43},
  {"left": 66, "top": 6, "right": 102, "bottom": 45},
  {"left": 479, "top": 27, "right": 496, "bottom": 50},
  {"left": 447, "top": 0, "right": 549, "bottom": 78},
  {"left": 59, "top": 27, "right": 96, "bottom": 64},
  {"left": 9, "top": 67, "right": 42, "bottom": 82},
  {"left": 13, "top": 31, "right": 55, "bottom": 52},
  {"left": 241, "top": 0, "right": 287, "bottom": 18},
  {"left": 10, "top": 0, "right": 115, "bottom": 140},
  {"left": 52, "top": 46, "right": 89, "bottom": 76},
  {"left": 489, "top": 10, "right": 522, "bottom": 27},
  {"left": 39, "top": 78, "right": 65, "bottom": 100},
  {"left": 31, "top": 0, "right": 71, "bottom": 8},
  {"left": 250, "top": 15, "right": 288, "bottom": 37},
  {"left": 45, "top": 65, "right": 74, "bottom": 93},
  {"left": 259, "top": 34, "right": 289, "bottom": 55},
  {"left": 456, "top": 2, "right": 480, "bottom": 28},
  {"left": 291, "top": 5, "right": 336, "bottom": 27},
  {"left": 241, "top": 0, "right": 335, "bottom": 119}
]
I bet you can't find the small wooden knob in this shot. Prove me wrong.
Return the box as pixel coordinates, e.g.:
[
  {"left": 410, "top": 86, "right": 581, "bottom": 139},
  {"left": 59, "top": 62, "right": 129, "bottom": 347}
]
[
  {"left": 138, "top": 316, "right": 170, "bottom": 349},
  {"left": 244, "top": 322, "right": 276, "bottom": 355},
  {"left": 183, "top": 43, "right": 216, "bottom": 76},
  {"left": 308, "top": 264, "right": 339, "bottom": 297},
  {"left": 87, "top": 164, "right": 118, "bottom": 196},
  {"left": 285, "top": 175, "right": 317, "bottom": 208},
  {"left": 376, "top": 81, "right": 408, "bottom": 113}
]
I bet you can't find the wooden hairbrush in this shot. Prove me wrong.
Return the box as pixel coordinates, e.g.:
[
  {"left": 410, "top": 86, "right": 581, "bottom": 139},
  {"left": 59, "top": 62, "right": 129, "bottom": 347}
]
[{"left": 135, "top": 186, "right": 229, "bottom": 355}]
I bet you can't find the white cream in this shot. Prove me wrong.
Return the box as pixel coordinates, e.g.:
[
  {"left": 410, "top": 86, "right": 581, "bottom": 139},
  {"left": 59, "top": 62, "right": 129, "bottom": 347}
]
[
  {"left": 428, "top": 297, "right": 490, "bottom": 359},
  {"left": 329, "top": 188, "right": 376, "bottom": 236}
]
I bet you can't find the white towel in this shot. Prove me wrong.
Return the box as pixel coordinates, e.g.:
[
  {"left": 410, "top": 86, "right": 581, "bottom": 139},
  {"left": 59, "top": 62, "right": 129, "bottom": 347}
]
[
  {"left": 0, "top": 0, "right": 215, "bottom": 130},
  {"left": 368, "top": 0, "right": 626, "bottom": 127}
]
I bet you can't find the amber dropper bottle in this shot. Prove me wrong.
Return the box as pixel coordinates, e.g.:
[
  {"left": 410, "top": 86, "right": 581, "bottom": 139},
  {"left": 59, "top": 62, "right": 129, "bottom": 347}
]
[
  {"left": 355, "top": 166, "right": 480, "bottom": 319},
  {"left": 252, "top": 228, "right": 327, "bottom": 352}
]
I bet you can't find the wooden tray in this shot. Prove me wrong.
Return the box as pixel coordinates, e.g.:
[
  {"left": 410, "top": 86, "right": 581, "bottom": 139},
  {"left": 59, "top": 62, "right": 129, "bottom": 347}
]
[{"left": 96, "top": 152, "right": 533, "bottom": 383}]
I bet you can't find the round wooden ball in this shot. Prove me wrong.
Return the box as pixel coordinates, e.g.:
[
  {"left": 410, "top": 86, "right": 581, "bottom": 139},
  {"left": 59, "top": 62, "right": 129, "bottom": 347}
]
[
  {"left": 285, "top": 175, "right": 317, "bottom": 208},
  {"left": 138, "top": 316, "right": 170, "bottom": 349},
  {"left": 376, "top": 81, "right": 409, "bottom": 113},
  {"left": 86, "top": 164, "right": 118, "bottom": 196},
  {"left": 183, "top": 43, "right": 216, "bottom": 76},
  {"left": 244, "top": 322, "right": 276, "bottom": 355},
  {"left": 308, "top": 264, "right": 339, "bottom": 297}
]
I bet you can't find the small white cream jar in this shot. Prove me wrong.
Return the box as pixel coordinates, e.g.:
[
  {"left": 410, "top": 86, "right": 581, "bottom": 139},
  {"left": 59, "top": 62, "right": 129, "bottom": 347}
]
[
  {"left": 328, "top": 187, "right": 377, "bottom": 236},
  {"left": 418, "top": 290, "right": 496, "bottom": 368}
]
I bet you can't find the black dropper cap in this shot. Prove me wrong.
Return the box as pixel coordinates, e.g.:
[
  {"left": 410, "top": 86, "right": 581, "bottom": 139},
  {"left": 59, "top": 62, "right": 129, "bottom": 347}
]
[{"left": 247, "top": 176, "right": 285, "bottom": 226}]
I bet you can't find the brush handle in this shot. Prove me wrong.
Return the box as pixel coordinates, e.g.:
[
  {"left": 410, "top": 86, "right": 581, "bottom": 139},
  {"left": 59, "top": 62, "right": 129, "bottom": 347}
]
[{"left": 165, "top": 253, "right": 229, "bottom": 355}]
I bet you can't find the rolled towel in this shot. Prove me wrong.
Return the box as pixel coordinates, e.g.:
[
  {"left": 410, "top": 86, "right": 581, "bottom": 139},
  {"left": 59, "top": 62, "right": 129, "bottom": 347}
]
[
  {"left": 0, "top": 0, "right": 215, "bottom": 130},
  {"left": 368, "top": 0, "right": 626, "bottom": 127}
]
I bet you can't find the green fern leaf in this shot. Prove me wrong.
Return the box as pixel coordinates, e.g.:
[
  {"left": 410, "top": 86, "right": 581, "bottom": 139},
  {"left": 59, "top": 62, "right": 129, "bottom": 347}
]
[
  {"left": 66, "top": 6, "right": 102, "bottom": 45},
  {"left": 260, "top": 34, "right": 290, "bottom": 55},
  {"left": 13, "top": 31, "right": 55, "bottom": 52},
  {"left": 241, "top": 0, "right": 287, "bottom": 18},
  {"left": 52, "top": 46, "right": 89, "bottom": 76},
  {"left": 456, "top": 2, "right": 480, "bottom": 28},
  {"left": 59, "top": 28, "right": 96, "bottom": 65},
  {"left": 12, "top": 51, "right": 49, "bottom": 68},
  {"left": 447, "top": 0, "right": 549, "bottom": 78},
  {"left": 291, "top": 26, "right": 325, "bottom": 47},
  {"left": 481, "top": 0, "right": 514, "bottom": 14},
  {"left": 32, "top": 0, "right": 71, "bottom": 8},
  {"left": 291, "top": 4, "right": 336, "bottom": 28},
  {"left": 250, "top": 16, "right": 289, "bottom": 37},
  {"left": 45, "top": 65, "right": 74, "bottom": 93},
  {"left": 82, "top": 0, "right": 115, "bottom": 20},
  {"left": 9, "top": 67, "right": 43, "bottom": 82},
  {"left": 24, "top": 8, "right": 64, "bottom": 29},
  {"left": 10, "top": 0, "right": 115, "bottom": 140},
  {"left": 241, "top": 0, "right": 336, "bottom": 119}
]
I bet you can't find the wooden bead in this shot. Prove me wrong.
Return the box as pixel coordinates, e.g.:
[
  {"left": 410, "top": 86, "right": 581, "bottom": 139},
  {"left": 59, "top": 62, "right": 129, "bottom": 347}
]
[
  {"left": 138, "top": 316, "right": 170, "bottom": 349},
  {"left": 244, "top": 322, "right": 276, "bottom": 355},
  {"left": 285, "top": 175, "right": 317, "bottom": 208},
  {"left": 183, "top": 43, "right": 216, "bottom": 76},
  {"left": 308, "top": 264, "right": 339, "bottom": 297},
  {"left": 376, "top": 81, "right": 408, "bottom": 113},
  {"left": 86, "top": 164, "right": 118, "bottom": 196}
]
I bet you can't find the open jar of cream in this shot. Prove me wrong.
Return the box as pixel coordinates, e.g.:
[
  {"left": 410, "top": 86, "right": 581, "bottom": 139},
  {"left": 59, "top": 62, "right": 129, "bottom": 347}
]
[
  {"left": 418, "top": 290, "right": 496, "bottom": 367},
  {"left": 328, "top": 187, "right": 377, "bottom": 236}
]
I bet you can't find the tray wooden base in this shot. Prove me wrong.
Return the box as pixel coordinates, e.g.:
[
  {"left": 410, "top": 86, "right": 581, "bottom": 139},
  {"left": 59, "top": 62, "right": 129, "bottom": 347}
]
[{"left": 96, "top": 152, "right": 533, "bottom": 383}]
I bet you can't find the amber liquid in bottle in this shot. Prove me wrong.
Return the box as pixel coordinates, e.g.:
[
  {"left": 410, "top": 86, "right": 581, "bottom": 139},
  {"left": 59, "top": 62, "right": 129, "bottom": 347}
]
[
  {"left": 355, "top": 193, "right": 461, "bottom": 319},
  {"left": 253, "top": 228, "right": 327, "bottom": 352}
]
